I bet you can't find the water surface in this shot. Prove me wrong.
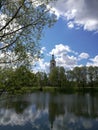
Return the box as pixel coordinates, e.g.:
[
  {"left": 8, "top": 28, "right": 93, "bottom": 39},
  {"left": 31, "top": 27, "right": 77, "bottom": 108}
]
[{"left": 0, "top": 92, "right": 98, "bottom": 130}]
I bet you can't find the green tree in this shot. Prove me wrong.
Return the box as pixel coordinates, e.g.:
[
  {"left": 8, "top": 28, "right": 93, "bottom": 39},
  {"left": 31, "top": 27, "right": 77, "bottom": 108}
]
[
  {"left": 67, "top": 66, "right": 98, "bottom": 89},
  {"left": 42, "top": 72, "right": 48, "bottom": 86},
  {"left": 14, "top": 66, "right": 35, "bottom": 87},
  {"left": 0, "top": 67, "right": 15, "bottom": 92},
  {"left": 0, "top": 67, "right": 6, "bottom": 90},
  {"left": 67, "top": 67, "right": 87, "bottom": 88},
  {"left": 36, "top": 72, "right": 48, "bottom": 87},
  {"left": 49, "top": 66, "right": 66, "bottom": 87},
  {"left": 79, "top": 66, "right": 87, "bottom": 88},
  {"left": 87, "top": 66, "right": 98, "bottom": 87},
  {"left": 4, "top": 66, "right": 36, "bottom": 92},
  {"left": 66, "top": 70, "right": 75, "bottom": 87},
  {"left": 94, "top": 67, "right": 98, "bottom": 86},
  {"left": 72, "top": 67, "right": 81, "bottom": 88},
  {"left": 0, "top": 0, "right": 57, "bottom": 66},
  {"left": 58, "top": 67, "right": 66, "bottom": 87},
  {"left": 49, "top": 67, "right": 59, "bottom": 87}
]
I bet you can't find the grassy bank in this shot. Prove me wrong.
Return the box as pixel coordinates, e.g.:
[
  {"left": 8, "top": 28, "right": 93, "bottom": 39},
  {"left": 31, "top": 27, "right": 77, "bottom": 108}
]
[
  {"left": 42, "top": 86, "right": 98, "bottom": 94},
  {"left": 4, "top": 86, "right": 98, "bottom": 95}
]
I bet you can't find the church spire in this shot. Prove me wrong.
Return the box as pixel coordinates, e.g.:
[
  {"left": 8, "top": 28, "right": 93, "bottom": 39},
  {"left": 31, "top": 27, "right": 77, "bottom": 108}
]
[
  {"left": 50, "top": 54, "right": 56, "bottom": 72},
  {"left": 52, "top": 54, "right": 54, "bottom": 60}
]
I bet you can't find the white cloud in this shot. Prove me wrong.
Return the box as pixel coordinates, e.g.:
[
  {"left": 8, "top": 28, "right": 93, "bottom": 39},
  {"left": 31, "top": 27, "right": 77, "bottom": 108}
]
[
  {"left": 56, "top": 54, "right": 77, "bottom": 70},
  {"left": 91, "top": 55, "right": 98, "bottom": 63},
  {"left": 40, "top": 47, "right": 46, "bottom": 54},
  {"left": 87, "top": 55, "right": 98, "bottom": 66},
  {"left": 78, "top": 52, "right": 89, "bottom": 60},
  {"left": 50, "top": 44, "right": 73, "bottom": 56},
  {"left": 67, "top": 21, "right": 74, "bottom": 29},
  {"left": 33, "top": 59, "right": 50, "bottom": 73},
  {"left": 51, "top": 0, "right": 98, "bottom": 31}
]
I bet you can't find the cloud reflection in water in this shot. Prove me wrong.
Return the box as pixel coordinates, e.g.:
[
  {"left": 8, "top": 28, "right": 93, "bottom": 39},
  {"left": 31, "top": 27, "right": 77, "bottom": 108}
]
[{"left": 0, "top": 93, "right": 98, "bottom": 130}]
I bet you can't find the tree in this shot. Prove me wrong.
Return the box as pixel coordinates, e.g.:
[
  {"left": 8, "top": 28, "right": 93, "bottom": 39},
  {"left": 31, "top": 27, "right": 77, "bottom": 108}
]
[
  {"left": 12, "top": 66, "right": 35, "bottom": 87},
  {"left": 49, "top": 66, "right": 66, "bottom": 87},
  {"left": 0, "top": 67, "right": 6, "bottom": 90},
  {"left": 67, "top": 66, "right": 98, "bottom": 89},
  {"left": 79, "top": 66, "right": 87, "bottom": 88},
  {"left": 72, "top": 67, "right": 81, "bottom": 88},
  {"left": 0, "top": 67, "right": 15, "bottom": 92},
  {"left": 87, "top": 66, "right": 98, "bottom": 87},
  {"left": 0, "top": 0, "right": 57, "bottom": 67},
  {"left": 2, "top": 65, "right": 36, "bottom": 92},
  {"left": 35, "top": 72, "right": 48, "bottom": 87},
  {"left": 67, "top": 67, "right": 87, "bottom": 88},
  {"left": 94, "top": 67, "right": 98, "bottom": 86},
  {"left": 66, "top": 70, "right": 75, "bottom": 87},
  {"left": 49, "top": 67, "right": 59, "bottom": 87},
  {"left": 58, "top": 67, "right": 66, "bottom": 87}
]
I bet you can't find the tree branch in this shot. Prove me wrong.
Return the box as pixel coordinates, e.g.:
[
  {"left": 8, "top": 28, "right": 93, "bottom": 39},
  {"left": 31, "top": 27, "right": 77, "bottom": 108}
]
[
  {"left": 0, "top": 5, "right": 22, "bottom": 32},
  {"left": 0, "top": 37, "right": 19, "bottom": 50},
  {"left": 0, "top": 9, "right": 50, "bottom": 40}
]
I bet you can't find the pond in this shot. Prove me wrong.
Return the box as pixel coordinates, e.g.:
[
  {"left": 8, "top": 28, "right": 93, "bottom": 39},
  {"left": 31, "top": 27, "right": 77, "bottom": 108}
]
[{"left": 0, "top": 92, "right": 98, "bottom": 130}]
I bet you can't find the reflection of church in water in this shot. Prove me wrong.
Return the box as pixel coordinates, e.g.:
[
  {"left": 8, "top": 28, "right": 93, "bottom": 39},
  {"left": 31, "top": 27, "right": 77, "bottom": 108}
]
[{"left": 50, "top": 54, "right": 56, "bottom": 72}]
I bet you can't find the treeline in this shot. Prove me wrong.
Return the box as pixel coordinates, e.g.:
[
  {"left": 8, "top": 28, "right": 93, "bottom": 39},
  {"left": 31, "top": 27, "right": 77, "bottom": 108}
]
[
  {"left": 48, "top": 66, "right": 98, "bottom": 89},
  {"left": 0, "top": 65, "right": 98, "bottom": 93},
  {"left": 67, "top": 66, "right": 98, "bottom": 88}
]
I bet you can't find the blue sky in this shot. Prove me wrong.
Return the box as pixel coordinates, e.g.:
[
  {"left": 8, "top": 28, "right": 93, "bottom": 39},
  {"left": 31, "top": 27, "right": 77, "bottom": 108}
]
[{"left": 33, "top": 0, "right": 98, "bottom": 73}]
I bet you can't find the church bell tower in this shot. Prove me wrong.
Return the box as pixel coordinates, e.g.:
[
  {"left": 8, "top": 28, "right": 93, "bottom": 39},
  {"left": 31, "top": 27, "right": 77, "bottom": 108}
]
[{"left": 50, "top": 54, "right": 56, "bottom": 72}]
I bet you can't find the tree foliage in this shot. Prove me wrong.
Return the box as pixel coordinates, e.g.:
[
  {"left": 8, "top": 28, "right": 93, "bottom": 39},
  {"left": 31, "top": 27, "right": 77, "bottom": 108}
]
[
  {"left": 35, "top": 72, "right": 48, "bottom": 87},
  {"left": 49, "top": 66, "right": 66, "bottom": 87},
  {"left": 0, "top": 65, "right": 98, "bottom": 94},
  {"left": 0, "top": 0, "right": 57, "bottom": 66},
  {"left": 67, "top": 66, "right": 98, "bottom": 88}
]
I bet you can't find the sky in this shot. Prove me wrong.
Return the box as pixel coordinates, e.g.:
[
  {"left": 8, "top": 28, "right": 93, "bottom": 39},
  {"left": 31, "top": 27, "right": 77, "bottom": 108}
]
[{"left": 33, "top": 0, "right": 98, "bottom": 73}]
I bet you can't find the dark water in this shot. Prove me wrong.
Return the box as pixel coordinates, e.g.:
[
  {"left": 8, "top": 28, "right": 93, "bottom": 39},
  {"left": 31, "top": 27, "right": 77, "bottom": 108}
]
[{"left": 0, "top": 92, "right": 98, "bottom": 130}]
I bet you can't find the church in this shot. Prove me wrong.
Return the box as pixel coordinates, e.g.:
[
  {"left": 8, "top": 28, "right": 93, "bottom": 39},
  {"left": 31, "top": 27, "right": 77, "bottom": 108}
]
[{"left": 50, "top": 54, "right": 56, "bottom": 72}]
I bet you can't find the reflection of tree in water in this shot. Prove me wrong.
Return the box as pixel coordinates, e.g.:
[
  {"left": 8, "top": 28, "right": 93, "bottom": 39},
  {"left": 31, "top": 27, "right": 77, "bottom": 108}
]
[
  {"left": 70, "top": 94, "right": 98, "bottom": 118},
  {"left": 48, "top": 94, "right": 65, "bottom": 129},
  {"left": 47, "top": 93, "right": 98, "bottom": 130},
  {"left": 0, "top": 95, "right": 31, "bottom": 114},
  {"left": 10, "top": 101, "right": 30, "bottom": 114},
  {"left": 1, "top": 93, "right": 98, "bottom": 130},
  {"left": 34, "top": 92, "right": 47, "bottom": 111}
]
